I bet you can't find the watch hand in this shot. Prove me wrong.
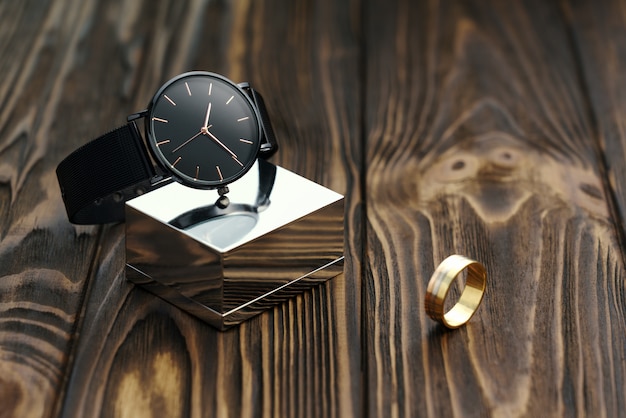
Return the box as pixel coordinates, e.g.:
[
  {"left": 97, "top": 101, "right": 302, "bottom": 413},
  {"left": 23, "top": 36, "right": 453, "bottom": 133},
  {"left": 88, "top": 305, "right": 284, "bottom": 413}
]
[
  {"left": 171, "top": 131, "right": 203, "bottom": 153},
  {"left": 204, "top": 129, "right": 243, "bottom": 166},
  {"left": 203, "top": 101, "right": 212, "bottom": 128}
]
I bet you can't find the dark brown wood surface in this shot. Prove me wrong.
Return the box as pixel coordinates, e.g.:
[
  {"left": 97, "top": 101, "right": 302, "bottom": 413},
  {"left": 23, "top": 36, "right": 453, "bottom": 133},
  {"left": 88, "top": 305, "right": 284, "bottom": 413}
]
[{"left": 0, "top": 0, "right": 624, "bottom": 417}]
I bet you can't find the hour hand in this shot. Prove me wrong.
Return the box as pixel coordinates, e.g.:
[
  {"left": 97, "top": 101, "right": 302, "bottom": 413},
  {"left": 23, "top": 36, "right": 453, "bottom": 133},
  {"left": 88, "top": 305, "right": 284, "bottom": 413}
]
[{"left": 171, "top": 131, "right": 202, "bottom": 153}]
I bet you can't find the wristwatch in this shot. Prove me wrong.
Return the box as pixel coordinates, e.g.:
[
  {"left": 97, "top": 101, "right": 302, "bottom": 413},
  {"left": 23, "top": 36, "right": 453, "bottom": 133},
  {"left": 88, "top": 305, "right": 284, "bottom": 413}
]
[{"left": 56, "top": 71, "right": 278, "bottom": 224}]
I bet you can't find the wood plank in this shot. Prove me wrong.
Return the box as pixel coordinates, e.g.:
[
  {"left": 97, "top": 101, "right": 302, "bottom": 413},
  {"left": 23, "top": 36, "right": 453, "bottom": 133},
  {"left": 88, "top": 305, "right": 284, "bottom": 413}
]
[
  {"left": 0, "top": 1, "right": 120, "bottom": 416},
  {"left": 56, "top": 1, "right": 363, "bottom": 417},
  {"left": 559, "top": 1, "right": 626, "bottom": 411},
  {"left": 362, "top": 0, "right": 626, "bottom": 416}
]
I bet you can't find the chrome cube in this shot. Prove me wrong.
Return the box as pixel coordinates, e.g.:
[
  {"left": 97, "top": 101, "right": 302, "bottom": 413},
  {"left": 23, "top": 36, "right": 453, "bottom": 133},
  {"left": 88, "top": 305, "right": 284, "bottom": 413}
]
[{"left": 125, "top": 161, "right": 344, "bottom": 330}]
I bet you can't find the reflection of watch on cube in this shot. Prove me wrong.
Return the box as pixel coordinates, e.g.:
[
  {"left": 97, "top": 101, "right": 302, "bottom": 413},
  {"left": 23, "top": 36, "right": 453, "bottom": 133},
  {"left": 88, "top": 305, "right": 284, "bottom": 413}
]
[
  {"left": 170, "top": 159, "right": 276, "bottom": 230},
  {"left": 169, "top": 159, "right": 277, "bottom": 249},
  {"left": 56, "top": 71, "right": 278, "bottom": 224}
]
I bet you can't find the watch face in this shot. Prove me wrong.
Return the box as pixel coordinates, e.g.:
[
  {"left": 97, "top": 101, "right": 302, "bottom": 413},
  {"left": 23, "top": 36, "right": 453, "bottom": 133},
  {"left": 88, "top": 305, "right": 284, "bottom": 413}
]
[{"left": 146, "top": 72, "right": 262, "bottom": 189}]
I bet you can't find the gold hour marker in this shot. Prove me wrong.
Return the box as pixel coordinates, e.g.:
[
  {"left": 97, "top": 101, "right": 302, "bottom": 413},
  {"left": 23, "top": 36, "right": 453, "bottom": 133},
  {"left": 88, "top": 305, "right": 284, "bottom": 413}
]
[
  {"left": 216, "top": 166, "right": 223, "bottom": 181},
  {"left": 164, "top": 95, "right": 176, "bottom": 106},
  {"left": 185, "top": 82, "right": 191, "bottom": 96},
  {"left": 153, "top": 117, "right": 168, "bottom": 123},
  {"left": 240, "top": 138, "right": 253, "bottom": 144},
  {"left": 157, "top": 139, "right": 170, "bottom": 146},
  {"left": 237, "top": 116, "right": 249, "bottom": 122},
  {"left": 195, "top": 165, "right": 199, "bottom": 180},
  {"left": 172, "top": 156, "right": 182, "bottom": 167},
  {"left": 208, "top": 82, "right": 213, "bottom": 96},
  {"left": 226, "top": 95, "right": 234, "bottom": 105}
]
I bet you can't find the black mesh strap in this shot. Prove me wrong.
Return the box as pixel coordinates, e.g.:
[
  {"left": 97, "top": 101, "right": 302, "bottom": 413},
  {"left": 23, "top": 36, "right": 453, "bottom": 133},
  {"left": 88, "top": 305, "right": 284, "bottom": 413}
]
[{"left": 56, "top": 122, "right": 156, "bottom": 224}]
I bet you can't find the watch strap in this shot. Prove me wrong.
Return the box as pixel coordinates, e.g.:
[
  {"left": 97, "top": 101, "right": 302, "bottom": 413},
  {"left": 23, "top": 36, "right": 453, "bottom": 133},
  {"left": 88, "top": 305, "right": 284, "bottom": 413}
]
[
  {"left": 56, "top": 122, "right": 156, "bottom": 224},
  {"left": 242, "top": 86, "right": 278, "bottom": 158},
  {"left": 254, "top": 159, "right": 277, "bottom": 209}
]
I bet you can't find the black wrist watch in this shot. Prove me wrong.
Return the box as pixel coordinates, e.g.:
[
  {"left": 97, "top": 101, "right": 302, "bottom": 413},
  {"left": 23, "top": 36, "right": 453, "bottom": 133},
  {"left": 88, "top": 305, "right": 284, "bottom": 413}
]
[{"left": 56, "top": 71, "right": 278, "bottom": 224}]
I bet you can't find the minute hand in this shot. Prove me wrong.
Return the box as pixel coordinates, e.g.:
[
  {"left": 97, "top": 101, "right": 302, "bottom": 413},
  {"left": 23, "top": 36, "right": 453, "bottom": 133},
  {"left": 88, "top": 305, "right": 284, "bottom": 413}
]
[
  {"left": 205, "top": 130, "right": 243, "bottom": 165},
  {"left": 203, "top": 102, "right": 212, "bottom": 128}
]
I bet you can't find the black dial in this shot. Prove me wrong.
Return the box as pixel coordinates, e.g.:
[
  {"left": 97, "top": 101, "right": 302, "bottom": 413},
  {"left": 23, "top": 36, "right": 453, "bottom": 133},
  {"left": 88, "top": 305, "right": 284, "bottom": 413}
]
[{"left": 146, "top": 72, "right": 262, "bottom": 189}]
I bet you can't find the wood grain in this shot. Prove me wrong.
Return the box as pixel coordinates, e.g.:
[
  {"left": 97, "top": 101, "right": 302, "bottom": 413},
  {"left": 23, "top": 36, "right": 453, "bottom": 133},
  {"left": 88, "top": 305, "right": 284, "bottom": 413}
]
[
  {"left": 562, "top": 0, "right": 626, "bottom": 248},
  {"left": 0, "top": 1, "right": 108, "bottom": 416},
  {"left": 362, "top": 0, "right": 626, "bottom": 416},
  {"left": 2, "top": 0, "right": 626, "bottom": 417}
]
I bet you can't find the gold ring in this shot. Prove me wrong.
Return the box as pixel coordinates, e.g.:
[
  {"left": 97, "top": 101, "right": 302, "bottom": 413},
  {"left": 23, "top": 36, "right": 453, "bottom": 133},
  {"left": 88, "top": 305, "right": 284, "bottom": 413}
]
[{"left": 425, "top": 255, "right": 486, "bottom": 328}]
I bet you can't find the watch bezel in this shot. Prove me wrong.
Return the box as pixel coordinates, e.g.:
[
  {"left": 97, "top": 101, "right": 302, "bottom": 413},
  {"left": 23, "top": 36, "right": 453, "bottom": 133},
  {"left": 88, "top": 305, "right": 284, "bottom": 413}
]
[{"left": 144, "top": 71, "right": 263, "bottom": 190}]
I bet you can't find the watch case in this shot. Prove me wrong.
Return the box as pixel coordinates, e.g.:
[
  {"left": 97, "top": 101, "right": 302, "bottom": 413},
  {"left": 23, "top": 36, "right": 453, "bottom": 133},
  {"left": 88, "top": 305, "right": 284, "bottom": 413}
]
[{"left": 125, "top": 161, "right": 344, "bottom": 330}]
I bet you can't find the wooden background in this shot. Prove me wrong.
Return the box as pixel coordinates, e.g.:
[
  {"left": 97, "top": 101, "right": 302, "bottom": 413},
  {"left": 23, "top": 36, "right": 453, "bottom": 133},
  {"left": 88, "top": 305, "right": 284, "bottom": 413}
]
[{"left": 1, "top": 0, "right": 625, "bottom": 417}]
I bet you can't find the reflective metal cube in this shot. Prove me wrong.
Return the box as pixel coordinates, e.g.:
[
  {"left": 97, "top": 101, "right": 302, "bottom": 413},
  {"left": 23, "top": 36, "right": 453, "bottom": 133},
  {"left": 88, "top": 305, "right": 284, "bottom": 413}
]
[{"left": 125, "top": 161, "right": 344, "bottom": 330}]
